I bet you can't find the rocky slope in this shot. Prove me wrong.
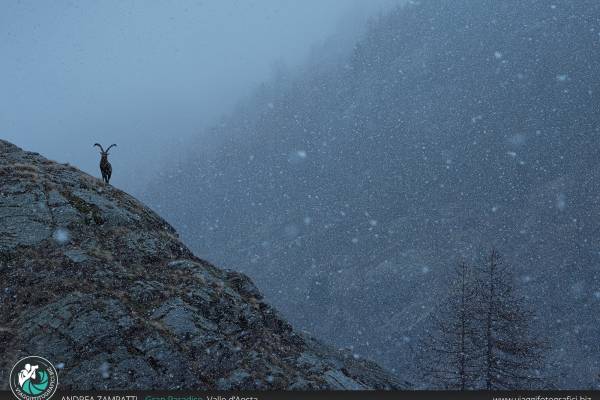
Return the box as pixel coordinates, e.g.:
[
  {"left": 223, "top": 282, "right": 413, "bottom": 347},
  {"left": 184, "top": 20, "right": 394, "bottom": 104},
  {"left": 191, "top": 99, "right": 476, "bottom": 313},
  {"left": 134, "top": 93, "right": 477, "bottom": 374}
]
[{"left": 0, "top": 140, "right": 404, "bottom": 390}]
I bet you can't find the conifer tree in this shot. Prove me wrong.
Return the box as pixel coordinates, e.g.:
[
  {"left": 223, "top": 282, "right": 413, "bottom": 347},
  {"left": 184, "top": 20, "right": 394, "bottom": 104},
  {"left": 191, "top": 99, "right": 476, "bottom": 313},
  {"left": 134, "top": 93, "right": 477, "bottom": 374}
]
[
  {"left": 420, "top": 249, "right": 548, "bottom": 390},
  {"left": 476, "top": 249, "right": 547, "bottom": 389},
  {"left": 421, "top": 262, "right": 479, "bottom": 389}
]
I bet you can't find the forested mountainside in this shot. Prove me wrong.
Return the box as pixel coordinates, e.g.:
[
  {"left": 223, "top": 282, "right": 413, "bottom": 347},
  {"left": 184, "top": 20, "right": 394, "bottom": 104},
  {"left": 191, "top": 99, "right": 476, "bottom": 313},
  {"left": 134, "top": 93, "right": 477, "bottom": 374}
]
[{"left": 147, "top": 0, "right": 600, "bottom": 387}]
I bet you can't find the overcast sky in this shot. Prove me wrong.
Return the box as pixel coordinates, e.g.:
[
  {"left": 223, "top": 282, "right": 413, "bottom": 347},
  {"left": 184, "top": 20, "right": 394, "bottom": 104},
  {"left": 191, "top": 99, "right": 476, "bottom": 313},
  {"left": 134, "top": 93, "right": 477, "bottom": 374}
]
[{"left": 1, "top": 0, "right": 400, "bottom": 192}]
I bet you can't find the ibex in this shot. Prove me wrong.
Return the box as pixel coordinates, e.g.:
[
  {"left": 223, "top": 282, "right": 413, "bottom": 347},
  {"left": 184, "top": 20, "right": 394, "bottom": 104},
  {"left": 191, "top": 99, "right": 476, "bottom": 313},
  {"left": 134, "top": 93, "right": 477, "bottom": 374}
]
[{"left": 93, "top": 143, "right": 117, "bottom": 184}]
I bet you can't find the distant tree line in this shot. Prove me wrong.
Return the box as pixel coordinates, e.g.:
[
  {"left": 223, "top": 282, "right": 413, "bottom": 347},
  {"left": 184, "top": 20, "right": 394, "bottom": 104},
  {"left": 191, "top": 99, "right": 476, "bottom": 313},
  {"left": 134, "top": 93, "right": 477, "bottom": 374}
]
[{"left": 419, "top": 249, "right": 549, "bottom": 390}]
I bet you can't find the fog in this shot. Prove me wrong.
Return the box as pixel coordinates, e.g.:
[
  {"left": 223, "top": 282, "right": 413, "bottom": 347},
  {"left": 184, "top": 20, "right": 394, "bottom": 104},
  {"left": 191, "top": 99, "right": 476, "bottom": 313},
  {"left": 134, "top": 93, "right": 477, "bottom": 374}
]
[
  {"left": 1, "top": 0, "right": 398, "bottom": 192},
  {"left": 144, "top": 0, "right": 600, "bottom": 388},
  {"left": 4, "top": 0, "right": 599, "bottom": 390}
]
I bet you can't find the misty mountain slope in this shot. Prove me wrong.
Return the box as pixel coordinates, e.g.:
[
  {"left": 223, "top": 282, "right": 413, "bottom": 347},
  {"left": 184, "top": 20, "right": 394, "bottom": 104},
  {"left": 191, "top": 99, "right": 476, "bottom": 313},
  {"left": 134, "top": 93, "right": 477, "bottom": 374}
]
[
  {"left": 147, "top": 0, "right": 600, "bottom": 387},
  {"left": 0, "top": 140, "right": 406, "bottom": 390}
]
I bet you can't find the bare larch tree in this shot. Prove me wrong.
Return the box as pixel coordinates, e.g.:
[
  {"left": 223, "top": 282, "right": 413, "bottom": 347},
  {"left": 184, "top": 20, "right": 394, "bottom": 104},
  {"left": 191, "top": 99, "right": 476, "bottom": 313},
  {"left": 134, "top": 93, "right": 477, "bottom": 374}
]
[
  {"left": 419, "top": 249, "right": 549, "bottom": 390},
  {"left": 420, "top": 262, "right": 480, "bottom": 389},
  {"left": 476, "top": 249, "right": 548, "bottom": 390}
]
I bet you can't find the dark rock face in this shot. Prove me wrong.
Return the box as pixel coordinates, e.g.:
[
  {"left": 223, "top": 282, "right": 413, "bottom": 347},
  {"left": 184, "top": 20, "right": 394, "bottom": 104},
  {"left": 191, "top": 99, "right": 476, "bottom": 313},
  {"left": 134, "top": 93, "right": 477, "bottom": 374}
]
[{"left": 0, "top": 140, "right": 405, "bottom": 390}]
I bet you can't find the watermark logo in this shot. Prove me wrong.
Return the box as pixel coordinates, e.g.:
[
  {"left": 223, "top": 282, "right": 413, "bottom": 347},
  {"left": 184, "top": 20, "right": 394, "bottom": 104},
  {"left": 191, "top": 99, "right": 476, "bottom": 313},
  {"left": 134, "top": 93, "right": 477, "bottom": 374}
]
[{"left": 9, "top": 356, "right": 58, "bottom": 400}]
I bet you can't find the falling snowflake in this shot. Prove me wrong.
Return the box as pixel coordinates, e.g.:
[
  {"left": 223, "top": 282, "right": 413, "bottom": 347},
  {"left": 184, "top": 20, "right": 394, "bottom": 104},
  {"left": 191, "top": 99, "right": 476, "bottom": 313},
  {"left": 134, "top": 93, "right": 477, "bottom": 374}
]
[
  {"left": 53, "top": 228, "right": 70, "bottom": 244},
  {"left": 556, "top": 193, "right": 567, "bottom": 211},
  {"left": 99, "top": 362, "right": 110, "bottom": 379},
  {"left": 288, "top": 150, "right": 308, "bottom": 164}
]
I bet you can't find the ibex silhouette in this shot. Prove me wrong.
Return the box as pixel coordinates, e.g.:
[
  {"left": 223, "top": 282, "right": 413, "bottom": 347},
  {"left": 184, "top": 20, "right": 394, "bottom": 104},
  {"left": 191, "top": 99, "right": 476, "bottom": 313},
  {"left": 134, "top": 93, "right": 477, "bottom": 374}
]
[{"left": 93, "top": 143, "right": 117, "bottom": 184}]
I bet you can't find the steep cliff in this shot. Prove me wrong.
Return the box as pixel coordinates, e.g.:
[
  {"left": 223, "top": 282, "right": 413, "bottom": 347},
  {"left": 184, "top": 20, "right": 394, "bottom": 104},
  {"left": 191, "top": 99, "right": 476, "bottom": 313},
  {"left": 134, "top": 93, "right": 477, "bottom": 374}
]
[{"left": 0, "top": 140, "right": 404, "bottom": 390}]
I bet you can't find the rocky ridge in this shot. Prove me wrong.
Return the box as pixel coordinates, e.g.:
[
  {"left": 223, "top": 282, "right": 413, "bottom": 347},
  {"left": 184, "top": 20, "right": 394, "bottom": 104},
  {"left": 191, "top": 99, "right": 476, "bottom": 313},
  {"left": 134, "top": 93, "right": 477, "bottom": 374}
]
[{"left": 0, "top": 140, "right": 405, "bottom": 390}]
